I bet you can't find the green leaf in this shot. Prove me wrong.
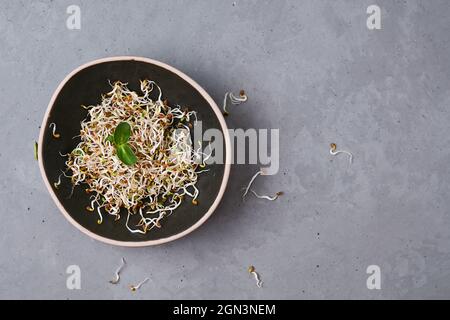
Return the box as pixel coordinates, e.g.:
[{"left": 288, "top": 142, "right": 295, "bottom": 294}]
[
  {"left": 106, "top": 135, "right": 114, "bottom": 143},
  {"left": 116, "top": 144, "right": 137, "bottom": 166},
  {"left": 114, "top": 122, "right": 131, "bottom": 145}
]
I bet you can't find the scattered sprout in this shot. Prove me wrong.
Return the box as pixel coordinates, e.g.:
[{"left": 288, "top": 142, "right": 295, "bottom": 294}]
[
  {"left": 109, "top": 257, "right": 126, "bottom": 285},
  {"left": 49, "top": 122, "right": 60, "bottom": 139},
  {"left": 248, "top": 265, "right": 263, "bottom": 288},
  {"left": 242, "top": 169, "right": 263, "bottom": 201},
  {"left": 130, "top": 277, "right": 149, "bottom": 292},
  {"left": 329, "top": 143, "right": 353, "bottom": 164},
  {"left": 250, "top": 190, "right": 283, "bottom": 201},
  {"left": 222, "top": 90, "right": 248, "bottom": 116},
  {"left": 53, "top": 174, "right": 62, "bottom": 189}
]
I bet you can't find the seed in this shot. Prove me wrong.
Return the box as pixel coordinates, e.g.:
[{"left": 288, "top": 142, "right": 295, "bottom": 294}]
[
  {"left": 86, "top": 206, "right": 94, "bottom": 212},
  {"left": 248, "top": 265, "right": 255, "bottom": 273},
  {"left": 330, "top": 143, "right": 337, "bottom": 151},
  {"left": 192, "top": 199, "right": 198, "bottom": 205}
]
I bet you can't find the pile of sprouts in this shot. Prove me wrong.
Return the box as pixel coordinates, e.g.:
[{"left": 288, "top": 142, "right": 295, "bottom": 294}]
[{"left": 62, "top": 80, "right": 209, "bottom": 234}]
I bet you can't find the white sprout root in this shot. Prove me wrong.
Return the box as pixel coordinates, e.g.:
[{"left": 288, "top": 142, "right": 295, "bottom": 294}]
[
  {"left": 65, "top": 80, "right": 210, "bottom": 234},
  {"left": 329, "top": 143, "right": 353, "bottom": 164},
  {"left": 130, "top": 277, "right": 149, "bottom": 292},
  {"left": 49, "top": 122, "right": 60, "bottom": 138},
  {"left": 242, "top": 170, "right": 263, "bottom": 201},
  {"left": 222, "top": 90, "right": 248, "bottom": 116},
  {"left": 109, "top": 257, "right": 126, "bottom": 284},
  {"left": 250, "top": 190, "right": 283, "bottom": 201},
  {"left": 53, "top": 174, "right": 62, "bottom": 189},
  {"left": 248, "top": 266, "right": 263, "bottom": 288}
]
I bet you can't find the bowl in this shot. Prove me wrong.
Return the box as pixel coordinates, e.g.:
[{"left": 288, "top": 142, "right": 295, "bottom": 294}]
[{"left": 38, "top": 56, "right": 231, "bottom": 246}]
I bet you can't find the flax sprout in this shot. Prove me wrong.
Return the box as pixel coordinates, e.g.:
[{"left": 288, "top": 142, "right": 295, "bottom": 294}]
[
  {"left": 53, "top": 174, "right": 62, "bottom": 189},
  {"left": 65, "top": 80, "right": 210, "bottom": 234},
  {"left": 250, "top": 190, "right": 283, "bottom": 201},
  {"left": 49, "top": 122, "right": 60, "bottom": 138},
  {"left": 222, "top": 90, "right": 248, "bottom": 116},
  {"left": 248, "top": 266, "right": 263, "bottom": 288},
  {"left": 130, "top": 277, "right": 149, "bottom": 292},
  {"left": 329, "top": 143, "right": 353, "bottom": 164},
  {"left": 242, "top": 170, "right": 263, "bottom": 201},
  {"left": 109, "top": 257, "right": 126, "bottom": 284}
]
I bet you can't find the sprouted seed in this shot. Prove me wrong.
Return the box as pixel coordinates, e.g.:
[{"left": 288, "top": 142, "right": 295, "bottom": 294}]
[
  {"left": 130, "top": 277, "right": 149, "bottom": 292},
  {"left": 248, "top": 265, "right": 263, "bottom": 288},
  {"left": 242, "top": 169, "right": 263, "bottom": 201},
  {"left": 250, "top": 190, "right": 283, "bottom": 201},
  {"left": 49, "top": 122, "right": 60, "bottom": 139},
  {"left": 329, "top": 143, "right": 353, "bottom": 164},
  {"left": 53, "top": 174, "right": 62, "bottom": 189},
  {"left": 222, "top": 90, "right": 248, "bottom": 116},
  {"left": 34, "top": 141, "right": 38, "bottom": 160},
  {"left": 109, "top": 257, "right": 126, "bottom": 284},
  {"left": 64, "top": 80, "right": 210, "bottom": 234}
]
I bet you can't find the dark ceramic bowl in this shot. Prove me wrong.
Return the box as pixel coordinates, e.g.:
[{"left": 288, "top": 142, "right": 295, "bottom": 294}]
[{"left": 38, "top": 56, "right": 231, "bottom": 246}]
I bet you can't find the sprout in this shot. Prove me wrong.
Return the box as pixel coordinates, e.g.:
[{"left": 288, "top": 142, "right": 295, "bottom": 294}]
[
  {"left": 329, "top": 143, "right": 353, "bottom": 164},
  {"left": 250, "top": 190, "right": 283, "bottom": 201},
  {"left": 109, "top": 257, "right": 126, "bottom": 285},
  {"left": 49, "top": 123, "right": 60, "bottom": 139},
  {"left": 130, "top": 277, "right": 149, "bottom": 292},
  {"left": 248, "top": 265, "right": 263, "bottom": 288},
  {"left": 242, "top": 169, "right": 263, "bottom": 201},
  {"left": 222, "top": 90, "right": 248, "bottom": 116},
  {"left": 53, "top": 175, "right": 62, "bottom": 189}
]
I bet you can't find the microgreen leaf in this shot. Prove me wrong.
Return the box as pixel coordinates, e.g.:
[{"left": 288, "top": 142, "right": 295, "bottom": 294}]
[
  {"left": 116, "top": 144, "right": 137, "bottom": 166},
  {"left": 114, "top": 122, "right": 131, "bottom": 145},
  {"left": 106, "top": 135, "right": 114, "bottom": 143}
]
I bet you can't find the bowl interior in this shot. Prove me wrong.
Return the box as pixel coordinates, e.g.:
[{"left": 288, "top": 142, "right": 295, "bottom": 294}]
[{"left": 40, "top": 59, "right": 226, "bottom": 244}]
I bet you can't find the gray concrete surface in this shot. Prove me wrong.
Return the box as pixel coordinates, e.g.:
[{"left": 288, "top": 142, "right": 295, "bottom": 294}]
[{"left": 1, "top": 0, "right": 450, "bottom": 299}]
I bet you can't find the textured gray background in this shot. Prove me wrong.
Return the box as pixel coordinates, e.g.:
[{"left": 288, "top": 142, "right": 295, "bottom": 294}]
[{"left": 0, "top": 0, "right": 449, "bottom": 299}]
